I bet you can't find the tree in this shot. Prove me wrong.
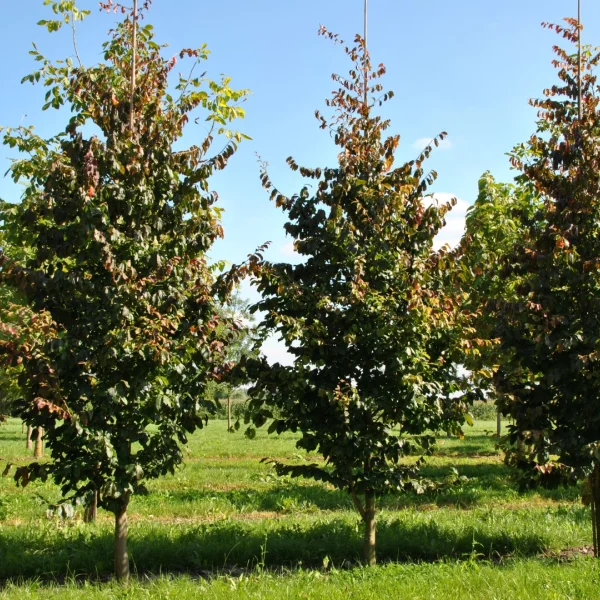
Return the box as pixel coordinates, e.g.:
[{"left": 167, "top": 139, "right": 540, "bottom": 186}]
[
  {"left": 206, "top": 291, "right": 257, "bottom": 430},
  {"left": 489, "top": 19, "right": 600, "bottom": 554},
  {"left": 1, "top": 205, "right": 48, "bottom": 453},
  {"left": 455, "top": 173, "right": 543, "bottom": 435},
  {"left": 0, "top": 1, "right": 254, "bottom": 582},
  {"left": 244, "top": 29, "right": 467, "bottom": 566},
  {"left": 0, "top": 201, "right": 28, "bottom": 421}
]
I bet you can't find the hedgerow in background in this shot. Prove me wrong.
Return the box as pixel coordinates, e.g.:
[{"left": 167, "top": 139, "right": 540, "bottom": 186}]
[
  {"left": 490, "top": 19, "right": 600, "bottom": 554},
  {"left": 245, "top": 28, "right": 468, "bottom": 566},
  {"left": 0, "top": 0, "right": 252, "bottom": 582}
]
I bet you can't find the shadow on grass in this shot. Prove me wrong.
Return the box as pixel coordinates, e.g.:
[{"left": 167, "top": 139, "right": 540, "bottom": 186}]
[
  {"left": 150, "top": 462, "right": 558, "bottom": 512},
  {"left": 434, "top": 434, "right": 500, "bottom": 457},
  {"left": 418, "top": 463, "right": 582, "bottom": 505},
  {"left": 0, "top": 508, "right": 571, "bottom": 582},
  {"left": 0, "top": 430, "right": 25, "bottom": 443},
  {"left": 154, "top": 484, "right": 353, "bottom": 513}
]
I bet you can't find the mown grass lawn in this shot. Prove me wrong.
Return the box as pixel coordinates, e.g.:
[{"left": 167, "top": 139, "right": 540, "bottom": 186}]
[{"left": 0, "top": 417, "right": 596, "bottom": 599}]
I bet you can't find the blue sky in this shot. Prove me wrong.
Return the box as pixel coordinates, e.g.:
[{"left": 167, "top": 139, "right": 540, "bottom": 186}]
[{"left": 1, "top": 1, "right": 599, "bottom": 362}]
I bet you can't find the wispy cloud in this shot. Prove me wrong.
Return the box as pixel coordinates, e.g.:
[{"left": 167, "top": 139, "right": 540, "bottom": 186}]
[
  {"left": 425, "top": 193, "right": 468, "bottom": 250},
  {"left": 262, "top": 334, "right": 295, "bottom": 366},
  {"left": 280, "top": 241, "right": 297, "bottom": 257},
  {"left": 413, "top": 137, "right": 453, "bottom": 151}
]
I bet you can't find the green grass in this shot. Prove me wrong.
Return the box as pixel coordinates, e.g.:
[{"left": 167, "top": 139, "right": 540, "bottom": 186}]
[
  {"left": 1, "top": 560, "right": 599, "bottom": 600},
  {"left": 0, "top": 417, "right": 595, "bottom": 597}
]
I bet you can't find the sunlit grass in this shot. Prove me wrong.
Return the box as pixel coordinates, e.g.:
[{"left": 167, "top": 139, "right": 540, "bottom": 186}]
[{"left": 0, "top": 417, "right": 593, "bottom": 597}]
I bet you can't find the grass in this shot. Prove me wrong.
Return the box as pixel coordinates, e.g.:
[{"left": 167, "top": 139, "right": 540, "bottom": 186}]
[
  {"left": 0, "top": 417, "right": 595, "bottom": 597},
  {"left": 1, "top": 559, "right": 599, "bottom": 599}
]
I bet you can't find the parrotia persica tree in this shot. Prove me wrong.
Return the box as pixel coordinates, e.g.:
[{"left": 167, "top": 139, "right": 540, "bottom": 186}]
[
  {"left": 0, "top": 0, "right": 253, "bottom": 582},
  {"left": 206, "top": 292, "right": 257, "bottom": 428},
  {"left": 490, "top": 19, "right": 600, "bottom": 554},
  {"left": 0, "top": 223, "right": 27, "bottom": 419},
  {"left": 244, "top": 29, "right": 467, "bottom": 566},
  {"left": 456, "top": 174, "right": 543, "bottom": 415}
]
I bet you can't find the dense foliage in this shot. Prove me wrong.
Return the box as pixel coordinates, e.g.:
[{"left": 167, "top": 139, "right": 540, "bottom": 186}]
[
  {"left": 488, "top": 19, "right": 600, "bottom": 552},
  {"left": 456, "top": 173, "right": 543, "bottom": 410},
  {"left": 245, "top": 29, "right": 468, "bottom": 565},
  {"left": 1, "top": 0, "right": 600, "bottom": 585},
  {"left": 0, "top": 199, "right": 30, "bottom": 419},
  {"left": 0, "top": 1, "right": 253, "bottom": 581}
]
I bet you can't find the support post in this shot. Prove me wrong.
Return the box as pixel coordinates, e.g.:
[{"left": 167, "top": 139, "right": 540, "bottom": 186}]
[
  {"left": 227, "top": 396, "right": 232, "bottom": 432},
  {"left": 129, "top": 0, "right": 138, "bottom": 133},
  {"left": 363, "top": 0, "right": 368, "bottom": 108},
  {"left": 578, "top": 0, "right": 582, "bottom": 121}
]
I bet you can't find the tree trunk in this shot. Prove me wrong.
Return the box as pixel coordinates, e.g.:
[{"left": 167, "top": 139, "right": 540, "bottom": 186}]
[
  {"left": 84, "top": 490, "right": 98, "bottom": 523},
  {"left": 496, "top": 409, "right": 502, "bottom": 437},
  {"left": 33, "top": 427, "right": 43, "bottom": 458},
  {"left": 227, "top": 396, "right": 232, "bottom": 432},
  {"left": 26, "top": 425, "right": 33, "bottom": 450},
  {"left": 590, "top": 465, "right": 600, "bottom": 558},
  {"left": 516, "top": 435, "right": 525, "bottom": 459},
  {"left": 21, "top": 422, "right": 25, "bottom": 434},
  {"left": 114, "top": 497, "right": 130, "bottom": 583},
  {"left": 363, "top": 491, "right": 376, "bottom": 566}
]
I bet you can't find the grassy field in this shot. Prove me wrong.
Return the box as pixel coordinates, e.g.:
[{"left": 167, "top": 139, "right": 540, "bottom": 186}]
[{"left": 0, "top": 417, "right": 596, "bottom": 599}]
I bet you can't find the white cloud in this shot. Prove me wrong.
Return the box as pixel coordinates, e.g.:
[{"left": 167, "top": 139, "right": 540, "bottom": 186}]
[
  {"left": 280, "top": 241, "right": 297, "bottom": 257},
  {"left": 426, "top": 193, "right": 469, "bottom": 250},
  {"left": 235, "top": 281, "right": 294, "bottom": 366},
  {"left": 413, "top": 137, "right": 453, "bottom": 151},
  {"left": 236, "top": 278, "right": 262, "bottom": 305},
  {"left": 261, "top": 335, "right": 295, "bottom": 366}
]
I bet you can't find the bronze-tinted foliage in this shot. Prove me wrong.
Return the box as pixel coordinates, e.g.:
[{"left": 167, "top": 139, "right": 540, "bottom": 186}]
[
  {"left": 491, "top": 18, "right": 600, "bottom": 491},
  {"left": 0, "top": 2, "right": 254, "bottom": 580},
  {"left": 244, "top": 29, "right": 468, "bottom": 565}
]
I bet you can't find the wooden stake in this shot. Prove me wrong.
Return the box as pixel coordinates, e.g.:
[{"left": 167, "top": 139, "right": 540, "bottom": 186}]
[
  {"left": 227, "top": 396, "right": 232, "bottom": 433},
  {"left": 130, "top": 0, "right": 138, "bottom": 134},
  {"left": 84, "top": 489, "right": 98, "bottom": 523},
  {"left": 578, "top": 0, "right": 582, "bottom": 121},
  {"left": 363, "top": 0, "right": 368, "bottom": 108}
]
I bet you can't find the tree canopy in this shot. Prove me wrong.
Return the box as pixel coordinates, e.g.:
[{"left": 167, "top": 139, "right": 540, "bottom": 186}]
[
  {"left": 0, "top": 1, "right": 254, "bottom": 581},
  {"left": 488, "top": 19, "right": 600, "bottom": 553},
  {"left": 244, "top": 28, "right": 468, "bottom": 566}
]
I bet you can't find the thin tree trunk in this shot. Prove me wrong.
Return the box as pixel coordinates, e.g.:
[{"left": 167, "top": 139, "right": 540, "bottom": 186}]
[
  {"left": 363, "top": 491, "right": 376, "bottom": 566},
  {"left": 227, "top": 396, "right": 232, "bottom": 432},
  {"left": 516, "top": 436, "right": 525, "bottom": 459},
  {"left": 26, "top": 425, "right": 33, "bottom": 450},
  {"left": 84, "top": 490, "right": 98, "bottom": 523},
  {"left": 114, "top": 497, "right": 130, "bottom": 582},
  {"left": 33, "top": 427, "right": 43, "bottom": 458},
  {"left": 21, "top": 422, "right": 25, "bottom": 434},
  {"left": 496, "top": 409, "right": 502, "bottom": 437},
  {"left": 591, "top": 465, "right": 600, "bottom": 558}
]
